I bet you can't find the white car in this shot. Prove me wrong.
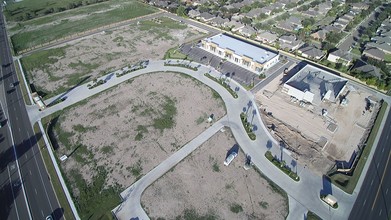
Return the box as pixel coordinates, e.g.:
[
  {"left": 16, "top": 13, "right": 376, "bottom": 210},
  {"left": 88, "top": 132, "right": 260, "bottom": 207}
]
[
  {"left": 224, "top": 152, "right": 238, "bottom": 166},
  {"left": 45, "top": 215, "right": 53, "bottom": 220}
]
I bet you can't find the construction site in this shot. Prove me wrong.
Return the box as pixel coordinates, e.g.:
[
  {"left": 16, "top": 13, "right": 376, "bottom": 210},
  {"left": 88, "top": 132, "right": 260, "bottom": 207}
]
[{"left": 255, "top": 64, "right": 380, "bottom": 175}]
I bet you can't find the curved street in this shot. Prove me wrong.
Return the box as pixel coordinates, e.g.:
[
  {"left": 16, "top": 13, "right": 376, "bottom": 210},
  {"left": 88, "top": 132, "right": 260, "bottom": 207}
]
[{"left": 22, "top": 59, "right": 380, "bottom": 220}]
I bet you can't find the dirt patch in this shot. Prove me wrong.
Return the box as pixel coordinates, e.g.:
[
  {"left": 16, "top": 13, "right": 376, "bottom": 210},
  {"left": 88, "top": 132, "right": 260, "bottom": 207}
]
[
  {"left": 26, "top": 16, "right": 206, "bottom": 94},
  {"left": 54, "top": 72, "right": 225, "bottom": 193},
  {"left": 141, "top": 128, "right": 288, "bottom": 220},
  {"left": 255, "top": 73, "right": 376, "bottom": 175}
]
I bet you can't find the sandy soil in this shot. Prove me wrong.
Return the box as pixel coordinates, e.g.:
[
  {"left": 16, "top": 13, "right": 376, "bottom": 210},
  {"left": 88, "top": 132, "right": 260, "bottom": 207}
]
[
  {"left": 28, "top": 16, "right": 206, "bottom": 93},
  {"left": 142, "top": 128, "right": 288, "bottom": 220},
  {"left": 55, "top": 72, "right": 226, "bottom": 191},
  {"left": 255, "top": 73, "right": 376, "bottom": 175}
]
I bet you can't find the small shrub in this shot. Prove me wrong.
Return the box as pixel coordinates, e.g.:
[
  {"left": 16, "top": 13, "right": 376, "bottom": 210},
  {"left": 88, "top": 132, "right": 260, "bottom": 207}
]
[
  {"left": 230, "top": 203, "right": 243, "bottom": 213},
  {"left": 212, "top": 162, "right": 220, "bottom": 172},
  {"left": 259, "top": 201, "right": 268, "bottom": 209}
]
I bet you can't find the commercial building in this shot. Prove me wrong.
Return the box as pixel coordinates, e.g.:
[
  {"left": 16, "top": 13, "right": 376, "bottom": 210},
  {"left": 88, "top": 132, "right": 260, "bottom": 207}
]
[
  {"left": 201, "top": 33, "right": 279, "bottom": 74},
  {"left": 283, "top": 64, "right": 348, "bottom": 105}
]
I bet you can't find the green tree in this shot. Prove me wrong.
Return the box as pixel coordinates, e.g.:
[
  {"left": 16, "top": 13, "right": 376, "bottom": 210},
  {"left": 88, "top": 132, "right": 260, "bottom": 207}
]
[{"left": 176, "top": 6, "right": 186, "bottom": 17}]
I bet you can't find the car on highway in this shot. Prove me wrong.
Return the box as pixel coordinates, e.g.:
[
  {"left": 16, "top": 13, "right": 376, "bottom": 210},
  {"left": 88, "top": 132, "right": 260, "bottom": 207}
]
[
  {"left": 45, "top": 214, "right": 53, "bottom": 220},
  {"left": 9, "top": 82, "right": 14, "bottom": 88}
]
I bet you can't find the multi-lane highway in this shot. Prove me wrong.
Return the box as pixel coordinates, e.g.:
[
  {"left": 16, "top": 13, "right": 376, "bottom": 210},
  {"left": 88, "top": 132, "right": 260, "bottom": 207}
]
[
  {"left": 349, "top": 106, "right": 391, "bottom": 220},
  {"left": 0, "top": 7, "right": 62, "bottom": 220}
]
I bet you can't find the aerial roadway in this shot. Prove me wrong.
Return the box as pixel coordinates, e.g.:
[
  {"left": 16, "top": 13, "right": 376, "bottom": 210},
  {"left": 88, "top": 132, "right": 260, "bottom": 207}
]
[
  {"left": 349, "top": 107, "right": 391, "bottom": 220},
  {"left": 0, "top": 7, "right": 63, "bottom": 220}
]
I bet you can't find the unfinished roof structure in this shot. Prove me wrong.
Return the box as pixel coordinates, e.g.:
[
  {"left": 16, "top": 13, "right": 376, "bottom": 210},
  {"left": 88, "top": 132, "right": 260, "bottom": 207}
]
[{"left": 283, "top": 64, "right": 348, "bottom": 105}]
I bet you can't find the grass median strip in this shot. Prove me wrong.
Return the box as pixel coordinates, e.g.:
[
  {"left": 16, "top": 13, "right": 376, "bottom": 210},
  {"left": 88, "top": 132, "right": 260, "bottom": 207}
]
[
  {"left": 265, "top": 151, "right": 299, "bottom": 181},
  {"left": 33, "top": 123, "right": 75, "bottom": 219},
  {"left": 14, "top": 60, "right": 31, "bottom": 105},
  {"left": 204, "top": 73, "right": 238, "bottom": 98}
]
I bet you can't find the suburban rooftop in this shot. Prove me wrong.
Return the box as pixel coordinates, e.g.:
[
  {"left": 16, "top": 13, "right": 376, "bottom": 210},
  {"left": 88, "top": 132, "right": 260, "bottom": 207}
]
[{"left": 204, "top": 33, "right": 278, "bottom": 64}]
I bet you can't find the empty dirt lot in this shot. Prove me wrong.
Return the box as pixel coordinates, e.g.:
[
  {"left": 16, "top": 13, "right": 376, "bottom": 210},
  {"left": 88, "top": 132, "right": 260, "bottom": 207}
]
[
  {"left": 255, "top": 73, "right": 376, "bottom": 175},
  {"left": 142, "top": 128, "right": 288, "bottom": 220},
  {"left": 21, "top": 16, "right": 206, "bottom": 96},
  {"left": 50, "top": 72, "right": 226, "bottom": 218}
]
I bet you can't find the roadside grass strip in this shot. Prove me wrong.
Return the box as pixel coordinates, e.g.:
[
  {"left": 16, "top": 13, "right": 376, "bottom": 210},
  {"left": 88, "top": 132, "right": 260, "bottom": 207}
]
[
  {"left": 33, "top": 124, "right": 75, "bottom": 219},
  {"left": 265, "top": 151, "right": 299, "bottom": 181},
  {"left": 204, "top": 73, "right": 238, "bottom": 98},
  {"left": 239, "top": 113, "right": 256, "bottom": 140}
]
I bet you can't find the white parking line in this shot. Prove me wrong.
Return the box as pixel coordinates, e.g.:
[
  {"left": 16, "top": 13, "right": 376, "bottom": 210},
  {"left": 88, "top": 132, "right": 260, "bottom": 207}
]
[
  {"left": 379, "top": 209, "right": 382, "bottom": 216},
  {"left": 363, "top": 199, "right": 367, "bottom": 207},
  {"left": 371, "top": 179, "right": 374, "bottom": 186},
  {"left": 34, "top": 188, "right": 37, "bottom": 195}
]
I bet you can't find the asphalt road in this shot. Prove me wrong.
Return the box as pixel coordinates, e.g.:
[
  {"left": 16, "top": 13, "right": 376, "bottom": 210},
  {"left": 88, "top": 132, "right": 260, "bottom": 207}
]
[
  {"left": 338, "top": 5, "right": 382, "bottom": 51},
  {"left": 349, "top": 107, "right": 391, "bottom": 220},
  {"left": 0, "top": 8, "right": 63, "bottom": 220}
]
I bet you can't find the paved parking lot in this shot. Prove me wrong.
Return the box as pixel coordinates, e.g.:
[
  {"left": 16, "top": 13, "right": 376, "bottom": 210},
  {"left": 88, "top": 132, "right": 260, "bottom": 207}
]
[{"left": 180, "top": 44, "right": 261, "bottom": 86}]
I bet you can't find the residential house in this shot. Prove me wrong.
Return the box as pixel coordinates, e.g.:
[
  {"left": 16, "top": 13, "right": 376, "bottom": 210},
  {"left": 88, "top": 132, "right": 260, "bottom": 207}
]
[
  {"left": 363, "top": 47, "right": 385, "bottom": 61},
  {"left": 350, "top": 2, "right": 369, "bottom": 10},
  {"left": 287, "top": 16, "right": 302, "bottom": 27},
  {"left": 261, "top": 6, "right": 273, "bottom": 16},
  {"left": 298, "top": 45, "right": 325, "bottom": 60},
  {"left": 334, "top": 19, "right": 349, "bottom": 30},
  {"left": 327, "top": 49, "right": 353, "bottom": 66},
  {"left": 367, "top": 37, "right": 391, "bottom": 55},
  {"left": 279, "top": 35, "right": 304, "bottom": 51},
  {"left": 302, "top": 10, "right": 318, "bottom": 18},
  {"left": 352, "top": 60, "right": 382, "bottom": 79},
  {"left": 238, "top": 25, "right": 257, "bottom": 37},
  {"left": 272, "top": 2, "right": 285, "bottom": 10},
  {"left": 311, "top": 29, "right": 329, "bottom": 41},
  {"left": 188, "top": 9, "right": 200, "bottom": 18},
  {"left": 223, "top": 20, "right": 245, "bottom": 31},
  {"left": 317, "top": 2, "right": 332, "bottom": 15},
  {"left": 276, "top": 21, "right": 295, "bottom": 32},
  {"left": 256, "top": 31, "right": 278, "bottom": 44},
  {"left": 276, "top": 16, "right": 302, "bottom": 32},
  {"left": 231, "top": 14, "right": 245, "bottom": 22},
  {"left": 210, "top": 16, "right": 229, "bottom": 27},
  {"left": 198, "top": 12, "right": 215, "bottom": 22},
  {"left": 154, "top": 0, "right": 168, "bottom": 8},
  {"left": 339, "top": 15, "right": 353, "bottom": 23},
  {"left": 245, "top": 8, "right": 264, "bottom": 19}
]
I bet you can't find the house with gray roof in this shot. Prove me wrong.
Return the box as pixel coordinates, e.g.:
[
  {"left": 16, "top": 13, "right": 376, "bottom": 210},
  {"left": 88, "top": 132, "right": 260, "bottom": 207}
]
[
  {"left": 188, "top": 9, "right": 200, "bottom": 18},
  {"left": 210, "top": 16, "right": 229, "bottom": 27},
  {"left": 298, "top": 45, "right": 325, "bottom": 60},
  {"left": 311, "top": 29, "right": 329, "bottom": 41},
  {"left": 238, "top": 25, "right": 257, "bottom": 37},
  {"left": 256, "top": 31, "right": 278, "bottom": 44},
  {"left": 279, "top": 35, "right": 304, "bottom": 51},
  {"left": 327, "top": 49, "right": 353, "bottom": 66},
  {"left": 363, "top": 47, "right": 385, "bottom": 61},
  {"left": 199, "top": 12, "right": 215, "bottom": 22},
  {"left": 352, "top": 60, "right": 382, "bottom": 79},
  {"left": 260, "top": 6, "right": 273, "bottom": 16},
  {"left": 223, "top": 20, "right": 245, "bottom": 32},
  {"left": 245, "top": 8, "right": 264, "bottom": 19},
  {"left": 283, "top": 64, "right": 348, "bottom": 104},
  {"left": 302, "top": 10, "right": 318, "bottom": 18}
]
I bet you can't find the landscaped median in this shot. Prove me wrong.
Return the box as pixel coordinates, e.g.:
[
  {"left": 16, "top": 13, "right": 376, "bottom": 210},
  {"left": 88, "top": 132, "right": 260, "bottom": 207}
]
[
  {"left": 164, "top": 61, "right": 198, "bottom": 71},
  {"left": 204, "top": 73, "right": 238, "bottom": 99},
  {"left": 239, "top": 112, "right": 256, "bottom": 140},
  {"left": 328, "top": 101, "right": 388, "bottom": 194},
  {"left": 265, "top": 151, "right": 299, "bottom": 181}
]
